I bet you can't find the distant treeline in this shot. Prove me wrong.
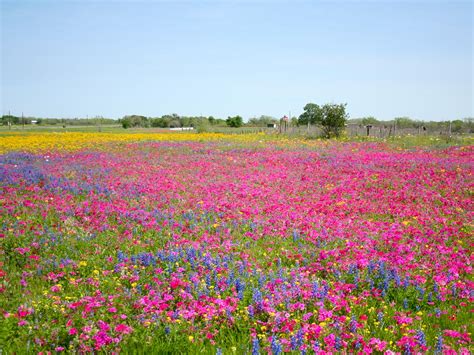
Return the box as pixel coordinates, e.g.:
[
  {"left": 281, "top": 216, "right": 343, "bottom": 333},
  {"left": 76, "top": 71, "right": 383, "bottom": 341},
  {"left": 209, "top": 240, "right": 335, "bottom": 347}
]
[
  {"left": 0, "top": 113, "right": 277, "bottom": 130},
  {"left": 2, "top": 113, "right": 473, "bottom": 134},
  {"left": 119, "top": 114, "right": 279, "bottom": 130},
  {"left": 120, "top": 114, "right": 223, "bottom": 129},
  {"left": 0, "top": 115, "right": 116, "bottom": 126}
]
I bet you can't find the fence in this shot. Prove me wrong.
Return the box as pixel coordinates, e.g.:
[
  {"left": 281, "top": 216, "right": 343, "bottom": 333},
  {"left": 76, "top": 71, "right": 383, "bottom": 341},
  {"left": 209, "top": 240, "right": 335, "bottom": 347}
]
[{"left": 269, "top": 123, "right": 470, "bottom": 138}]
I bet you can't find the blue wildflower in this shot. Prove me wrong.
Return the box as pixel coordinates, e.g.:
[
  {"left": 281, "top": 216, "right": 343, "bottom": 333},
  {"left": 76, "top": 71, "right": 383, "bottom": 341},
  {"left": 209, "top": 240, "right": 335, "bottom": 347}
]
[
  {"left": 416, "top": 329, "right": 427, "bottom": 347},
  {"left": 252, "top": 338, "right": 260, "bottom": 355},
  {"left": 435, "top": 335, "right": 443, "bottom": 354}
]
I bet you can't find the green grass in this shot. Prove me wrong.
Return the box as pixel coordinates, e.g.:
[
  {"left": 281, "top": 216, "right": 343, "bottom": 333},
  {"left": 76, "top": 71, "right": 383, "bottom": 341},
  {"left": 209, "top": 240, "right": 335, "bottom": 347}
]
[
  {"left": 0, "top": 124, "right": 271, "bottom": 135},
  {"left": 1, "top": 124, "right": 472, "bottom": 149}
]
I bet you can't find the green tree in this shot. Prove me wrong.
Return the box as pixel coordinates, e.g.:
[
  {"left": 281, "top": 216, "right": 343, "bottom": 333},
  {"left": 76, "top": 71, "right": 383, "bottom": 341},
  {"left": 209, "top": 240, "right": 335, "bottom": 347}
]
[
  {"left": 150, "top": 117, "right": 170, "bottom": 128},
  {"left": 451, "top": 119, "right": 464, "bottom": 133},
  {"left": 464, "top": 117, "right": 473, "bottom": 133},
  {"left": 298, "top": 103, "right": 322, "bottom": 126},
  {"left": 247, "top": 115, "right": 277, "bottom": 127},
  {"left": 361, "top": 116, "right": 379, "bottom": 126},
  {"left": 180, "top": 116, "right": 192, "bottom": 127},
  {"left": 394, "top": 117, "right": 415, "bottom": 129},
  {"left": 1, "top": 115, "right": 20, "bottom": 125},
  {"left": 121, "top": 115, "right": 148, "bottom": 128},
  {"left": 226, "top": 115, "right": 243, "bottom": 128},
  {"left": 196, "top": 120, "right": 210, "bottom": 133},
  {"left": 319, "top": 103, "right": 349, "bottom": 138}
]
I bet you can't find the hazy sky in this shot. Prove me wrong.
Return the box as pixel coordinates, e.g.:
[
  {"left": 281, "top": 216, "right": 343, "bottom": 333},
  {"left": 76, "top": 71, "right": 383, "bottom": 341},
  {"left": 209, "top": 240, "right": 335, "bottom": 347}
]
[{"left": 1, "top": 0, "right": 473, "bottom": 120}]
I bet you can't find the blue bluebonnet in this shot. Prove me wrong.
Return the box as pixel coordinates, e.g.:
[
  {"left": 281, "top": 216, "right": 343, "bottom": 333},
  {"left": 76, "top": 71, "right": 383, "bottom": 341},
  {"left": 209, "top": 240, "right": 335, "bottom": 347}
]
[
  {"left": 271, "top": 336, "right": 282, "bottom": 355},
  {"left": 435, "top": 335, "right": 443, "bottom": 353},
  {"left": 355, "top": 340, "right": 362, "bottom": 350},
  {"left": 403, "top": 298, "right": 408, "bottom": 309},
  {"left": 312, "top": 281, "right": 319, "bottom": 298},
  {"left": 416, "top": 329, "right": 427, "bottom": 347},
  {"left": 252, "top": 338, "right": 260, "bottom": 355},
  {"left": 434, "top": 282, "right": 442, "bottom": 301},
  {"left": 403, "top": 276, "right": 410, "bottom": 288},
  {"left": 290, "top": 329, "right": 304, "bottom": 350},
  {"left": 416, "top": 285, "right": 425, "bottom": 300},
  {"left": 253, "top": 288, "right": 263, "bottom": 305},
  {"left": 350, "top": 315, "right": 358, "bottom": 333},
  {"left": 403, "top": 344, "right": 412, "bottom": 355},
  {"left": 248, "top": 305, "right": 254, "bottom": 318},
  {"left": 235, "top": 278, "right": 245, "bottom": 300},
  {"left": 377, "top": 311, "right": 384, "bottom": 323},
  {"left": 368, "top": 261, "right": 376, "bottom": 274},
  {"left": 293, "top": 229, "right": 300, "bottom": 242}
]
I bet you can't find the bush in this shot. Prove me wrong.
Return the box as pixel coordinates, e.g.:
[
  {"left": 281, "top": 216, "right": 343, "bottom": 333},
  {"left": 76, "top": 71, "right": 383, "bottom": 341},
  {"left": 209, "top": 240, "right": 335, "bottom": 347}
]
[
  {"left": 299, "top": 102, "right": 348, "bottom": 138},
  {"left": 226, "top": 116, "right": 243, "bottom": 128}
]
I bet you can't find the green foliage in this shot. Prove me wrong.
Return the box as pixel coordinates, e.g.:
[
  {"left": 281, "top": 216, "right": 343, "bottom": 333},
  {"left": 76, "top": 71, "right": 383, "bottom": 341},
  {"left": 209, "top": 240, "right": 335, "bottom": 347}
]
[
  {"left": 210, "top": 118, "right": 227, "bottom": 126},
  {"left": 195, "top": 120, "right": 210, "bottom": 133},
  {"left": 451, "top": 120, "right": 464, "bottom": 133},
  {"left": 298, "top": 103, "right": 322, "bottom": 126},
  {"left": 150, "top": 117, "right": 170, "bottom": 128},
  {"left": 464, "top": 117, "right": 473, "bottom": 133},
  {"left": 120, "top": 115, "right": 149, "bottom": 128},
  {"left": 247, "top": 115, "right": 277, "bottom": 127},
  {"left": 1, "top": 115, "right": 20, "bottom": 125},
  {"left": 394, "top": 117, "right": 416, "bottom": 129},
  {"left": 226, "top": 115, "right": 243, "bottom": 128},
  {"left": 298, "top": 102, "right": 348, "bottom": 137},
  {"left": 361, "top": 116, "right": 380, "bottom": 126},
  {"left": 319, "top": 103, "right": 349, "bottom": 138},
  {"left": 18, "top": 117, "right": 116, "bottom": 126},
  {"left": 1, "top": 115, "right": 32, "bottom": 125},
  {"left": 146, "top": 115, "right": 226, "bottom": 129}
]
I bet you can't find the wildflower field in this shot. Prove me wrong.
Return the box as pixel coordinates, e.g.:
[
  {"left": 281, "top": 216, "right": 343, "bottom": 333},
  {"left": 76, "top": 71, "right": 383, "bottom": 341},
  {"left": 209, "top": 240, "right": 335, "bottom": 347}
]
[{"left": 0, "top": 132, "right": 472, "bottom": 354}]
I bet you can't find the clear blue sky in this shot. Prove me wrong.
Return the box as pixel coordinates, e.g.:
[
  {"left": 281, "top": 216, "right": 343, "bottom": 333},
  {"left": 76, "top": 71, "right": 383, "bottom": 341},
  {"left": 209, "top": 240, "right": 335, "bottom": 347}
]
[{"left": 1, "top": 0, "right": 473, "bottom": 121}]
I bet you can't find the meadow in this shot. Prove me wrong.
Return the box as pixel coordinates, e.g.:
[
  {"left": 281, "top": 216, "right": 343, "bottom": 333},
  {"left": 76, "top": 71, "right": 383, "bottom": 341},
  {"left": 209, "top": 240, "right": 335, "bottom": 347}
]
[{"left": 0, "top": 131, "right": 472, "bottom": 353}]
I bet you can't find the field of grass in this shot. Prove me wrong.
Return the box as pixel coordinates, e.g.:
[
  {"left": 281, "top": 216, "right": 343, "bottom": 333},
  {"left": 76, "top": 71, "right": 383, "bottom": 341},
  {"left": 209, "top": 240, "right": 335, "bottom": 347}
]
[
  {"left": 0, "top": 124, "right": 270, "bottom": 135},
  {"left": 0, "top": 132, "right": 472, "bottom": 353}
]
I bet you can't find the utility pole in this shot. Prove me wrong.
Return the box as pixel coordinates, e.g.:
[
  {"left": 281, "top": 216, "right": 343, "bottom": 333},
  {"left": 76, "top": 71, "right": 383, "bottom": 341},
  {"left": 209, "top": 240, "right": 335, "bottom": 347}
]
[{"left": 22, "top": 112, "right": 25, "bottom": 130}]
